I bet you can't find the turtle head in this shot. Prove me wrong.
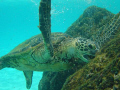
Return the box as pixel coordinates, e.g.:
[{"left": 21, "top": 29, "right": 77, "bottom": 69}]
[{"left": 75, "top": 37, "right": 98, "bottom": 62}]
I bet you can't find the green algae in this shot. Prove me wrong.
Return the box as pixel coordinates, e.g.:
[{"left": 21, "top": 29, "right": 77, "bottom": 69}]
[
  {"left": 62, "top": 29, "right": 120, "bottom": 90},
  {"left": 62, "top": 6, "right": 120, "bottom": 89},
  {"left": 65, "top": 6, "right": 114, "bottom": 39}
]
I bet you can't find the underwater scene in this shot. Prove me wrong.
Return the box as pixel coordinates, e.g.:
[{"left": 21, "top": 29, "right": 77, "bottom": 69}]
[{"left": 0, "top": 0, "right": 120, "bottom": 90}]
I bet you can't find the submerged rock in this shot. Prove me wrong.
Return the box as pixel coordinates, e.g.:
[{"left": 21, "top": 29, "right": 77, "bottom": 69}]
[
  {"left": 38, "top": 62, "right": 86, "bottom": 90},
  {"left": 38, "top": 68, "right": 80, "bottom": 90},
  {"left": 62, "top": 30, "right": 120, "bottom": 90},
  {"left": 38, "top": 6, "right": 120, "bottom": 90},
  {"left": 65, "top": 5, "right": 114, "bottom": 39}
]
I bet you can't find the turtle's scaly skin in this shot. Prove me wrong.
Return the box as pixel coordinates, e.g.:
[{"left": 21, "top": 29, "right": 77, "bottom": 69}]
[
  {"left": 91, "top": 12, "right": 120, "bottom": 49},
  {"left": 38, "top": 0, "right": 53, "bottom": 58}
]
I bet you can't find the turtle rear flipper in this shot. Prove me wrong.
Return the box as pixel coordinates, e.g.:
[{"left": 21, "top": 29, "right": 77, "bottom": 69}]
[
  {"left": 0, "top": 56, "right": 9, "bottom": 70},
  {"left": 38, "top": 0, "right": 53, "bottom": 58},
  {"left": 23, "top": 71, "right": 33, "bottom": 89},
  {"left": 0, "top": 60, "right": 4, "bottom": 70}
]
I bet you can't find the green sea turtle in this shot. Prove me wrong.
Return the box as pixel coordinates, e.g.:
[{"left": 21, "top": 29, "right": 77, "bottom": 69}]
[
  {"left": 0, "top": 0, "right": 97, "bottom": 89},
  {"left": 0, "top": 0, "right": 120, "bottom": 89}
]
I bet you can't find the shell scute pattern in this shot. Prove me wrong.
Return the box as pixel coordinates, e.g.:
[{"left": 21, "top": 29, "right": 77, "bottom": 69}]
[
  {"left": 9, "top": 34, "right": 43, "bottom": 54},
  {"left": 9, "top": 33, "right": 70, "bottom": 55}
]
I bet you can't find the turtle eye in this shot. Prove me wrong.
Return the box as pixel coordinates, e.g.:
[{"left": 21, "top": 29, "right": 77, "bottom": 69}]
[{"left": 88, "top": 44, "right": 93, "bottom": 49}]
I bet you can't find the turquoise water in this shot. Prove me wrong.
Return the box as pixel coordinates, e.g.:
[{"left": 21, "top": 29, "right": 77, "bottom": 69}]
[{"left": 0, "top": 0, "right": 120, "bottom": 90}]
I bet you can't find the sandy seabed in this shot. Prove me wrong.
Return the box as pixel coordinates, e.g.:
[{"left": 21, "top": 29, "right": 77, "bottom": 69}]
[{"left": 0, "top": 68, "right": 43, "bottom": 90}]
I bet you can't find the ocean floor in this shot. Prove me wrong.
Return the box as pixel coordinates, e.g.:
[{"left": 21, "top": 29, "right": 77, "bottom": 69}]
[{"left": 0, "top": 68, "right": 43, "bottom": 90}]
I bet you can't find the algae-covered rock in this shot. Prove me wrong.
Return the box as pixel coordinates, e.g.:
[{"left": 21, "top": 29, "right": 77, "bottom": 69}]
[
  {"left": 38, "top": 6, "right": 119, "bottom": 90},
  {"left": 65, "top": 6, "right": 114, "bottom": 38},
  {"left": 62, "top": 24, "right": 120, "bottom": 90},
  {"left": 38, "top": 65, "right": 85, "bottom": 90}
]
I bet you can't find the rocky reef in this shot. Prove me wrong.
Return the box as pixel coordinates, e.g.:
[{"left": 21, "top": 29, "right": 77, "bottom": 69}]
[
  {"left": 38, "top": 6, "right": 120, "bottom": 90},
  {"left": 65, "top": 6, "right": 114, "bottom": 39},
  {"left": 38, "top": 68, "right": 80, "bottom": 90},
  {"left": 62, "top": 30, "right": 120, "bottom": 90}
]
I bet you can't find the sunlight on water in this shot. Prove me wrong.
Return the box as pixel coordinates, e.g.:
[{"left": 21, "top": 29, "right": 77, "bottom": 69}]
[
  {"left": 84, "top": 0, "right": 92, "bottom": 4},
  {"left": 31, "top": 0, "right": 38, "bottom": 6}
]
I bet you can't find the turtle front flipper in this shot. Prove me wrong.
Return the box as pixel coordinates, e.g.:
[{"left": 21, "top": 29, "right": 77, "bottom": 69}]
[
  {"left": 38, "top": 0, "right": 53, "bottom": 58},
  {"left": 23, "top": 71, "right": 33, "bottom": 89}
]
